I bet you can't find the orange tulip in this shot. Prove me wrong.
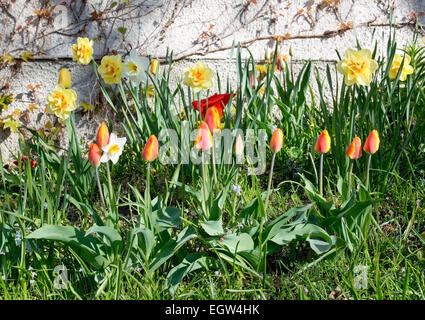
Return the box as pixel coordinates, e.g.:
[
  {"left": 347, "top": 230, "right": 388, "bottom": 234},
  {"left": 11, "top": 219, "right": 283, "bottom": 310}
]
[
  {"left": 270, "top": 128, "right": 283, "bottom": 153},
  {"left": 88, "top": 143, "right": 101, "bottom": 167},
  {"left": 346, "top": 137, "right": 362, "bottom": 160},
  {"left": 96, "top": 122, "right": 110, "bottom": 148},
  {"left": 142, "top": 135, "right": 159, "bottom": 162},
  {"left": 205, "top": 107, "right": 221, "bottom": 134},
  {"left": 234, "top": 134, "right": 244, "bottom": 156},
  {"left": 194, "top": 121, "right": 213, "bottom": 151},
  {"left": 315, "top": 130, "right": 331, "bottom": 154},
  {"left": 363, "top": 130, "right": 380, "bottom": 154}
]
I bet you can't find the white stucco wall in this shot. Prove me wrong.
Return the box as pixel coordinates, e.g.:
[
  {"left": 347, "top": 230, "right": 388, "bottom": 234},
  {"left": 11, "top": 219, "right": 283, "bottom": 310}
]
[{"left": 0, "top": 0, "right": 424, "bottom": 160}]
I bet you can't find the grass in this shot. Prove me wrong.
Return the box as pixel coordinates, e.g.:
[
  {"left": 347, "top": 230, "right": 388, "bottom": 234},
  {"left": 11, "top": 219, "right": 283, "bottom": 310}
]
[{"left": 1, "top": 150, "right": 424, "bottom": 300}]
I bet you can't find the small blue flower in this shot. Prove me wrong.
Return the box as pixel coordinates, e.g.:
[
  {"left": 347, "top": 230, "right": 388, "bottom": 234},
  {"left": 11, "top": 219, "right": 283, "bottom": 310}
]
[{"left": 231, "top": 184, "right": 241, "bottom": 196}]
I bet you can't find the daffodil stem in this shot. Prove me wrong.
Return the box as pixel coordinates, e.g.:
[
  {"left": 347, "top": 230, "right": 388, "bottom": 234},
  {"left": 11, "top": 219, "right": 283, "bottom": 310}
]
[
  {"left": 201, "top": 152, "right": 209, "bottom": 219},
  {"left": 366, "top": 154, "right": 372, "bottom": 190},
  {"left": 264, "top": 152, "right": 276, "bottom": 213},
  {"left": 212, "top": 138, "right": 218, "bottom": 185},
  {"left": 319, "top": 154, "right": 324, "bottom": 197},
  {"left": 95, "top": 168, "right": 106, "bottom": 210},
  {"left": 348, "top": 161, "right": 353, "bottom": 197},
  {"left": 106, "top": 162, "right": 115, "bottom": 225}
]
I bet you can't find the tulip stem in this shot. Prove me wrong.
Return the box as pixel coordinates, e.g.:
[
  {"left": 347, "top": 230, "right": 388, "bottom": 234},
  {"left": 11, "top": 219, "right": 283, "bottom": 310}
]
[
  {"left": 348, "top": 161, "right": 353, "bottom": 197},
  {"left": 264, "top": 152, "right": 276, "bottom": 213},
  {"left": 201, "top": 152, "right": 209, "bottom": 219},
  {"left": 95, "top": 168, "right": 106, "bottom": 210},
  {"left": 145, "top": 162, "right": 151, "bottom": 229},
  {"left": 366, "top": 154, "right": 372, "bottom": 190},
  {"left": 319, "top": 154, "right": 324, "bottom": 197},
  {"left": 211, "top": 138, "right": 218, "bottom": 185}
]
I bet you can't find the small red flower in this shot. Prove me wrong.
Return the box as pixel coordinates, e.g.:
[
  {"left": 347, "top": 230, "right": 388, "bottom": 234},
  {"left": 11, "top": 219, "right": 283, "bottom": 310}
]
[
  {"left": 192, "top": 93, "right": 233, "bottom": 118},
  {"left": 13, "top": 155, "right": 36, "bottom": 169}
]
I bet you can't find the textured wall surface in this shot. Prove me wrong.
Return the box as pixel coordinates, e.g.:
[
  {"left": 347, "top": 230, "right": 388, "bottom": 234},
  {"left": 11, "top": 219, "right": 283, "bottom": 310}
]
[{"left": 0, "top": 0, "right": 424, "bottom": 160}]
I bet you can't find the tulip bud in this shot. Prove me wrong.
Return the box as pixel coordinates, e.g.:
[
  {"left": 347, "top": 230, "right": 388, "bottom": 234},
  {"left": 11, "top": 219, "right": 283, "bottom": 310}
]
[
  {"left": 346, "top": 137, "right": 362, "bottom": 160},
  {"left": 315, "top": 130, "right": 331, "bottom": 154},
  {"left": 142, "top": 135, "right": 159, "bottom": 162},
  {"left": 88, "top": 143, "right": 101, "bottom": 167},
  {"left": 96, "top": 122, "right": 110, "bottom": 148},
  {"left": 205, "top": 107, "right": 221, "bottom": 134},
  {"left": 363, "top": 130, "right": 380, "bottom": 154},
  {"left": 234, "top": 134, "right": 244, "bottom": 156},
  {"left": 58, "top": 68, "right": 72, "bottom": 89},
  {"left": 270, "top": 128, "right": 284, "bottom": 153},
  {"left": 265, "top": 47, "right": 272, "bottom": 61},
  {"left": 194, "top": 121, "right": 213, "bottom": 151},
  {"left": 150, "top": 59, "right": 159, "bottom": 75}
]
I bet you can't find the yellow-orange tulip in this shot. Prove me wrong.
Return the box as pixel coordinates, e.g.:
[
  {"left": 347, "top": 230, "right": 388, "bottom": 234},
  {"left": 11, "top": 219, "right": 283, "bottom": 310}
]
[
  {"left": 346, "top": 137, "right": 362, "bottom": 160},
  {"left": 96, "top": 122, "right": 110, "bottom": 148},
  {"left": 363, "top": 130, "right": 380, "bottom": 154},
  {"left": 315, "top": 130, "right": 331, "bottom": 154},
  {"left": 142, "top": 135, "right": 159, "bottom": 162},
  {"left": 270, "top": 128, "right": 283, "bottom": 153},
  {"left": 88, "top": 143, "right": 101, "bottom": 167},
  {"left": 205, "top": 107, "right": 221, "bottom": 134},
  {"left": 194, "top": 121, "right": 213, "bottom": 151}
]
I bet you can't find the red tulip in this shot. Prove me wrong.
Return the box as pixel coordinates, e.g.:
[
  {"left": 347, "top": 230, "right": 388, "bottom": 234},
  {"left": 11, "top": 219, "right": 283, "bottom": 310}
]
[
  {"left": 346, "top": 137, "right": 362, "bottom": 160},
  {"left": 194, "top": 121, "right": 213, "bottom": 151},
  {"left": 192, "top": 93, "right": 232, "bottom": 118},
  {"left": 363, "top": 130, "right": 380, "bottom": 155},
  {"left": 270, "top": 128, "right": 284, "bottom": 153},
  {"left": 88, "top": 143, "right": 101, "bottom": 167},
  {"left": 13, "top": 155, "right": 36, "bottom": 169},
  {"left": 315, "top": 130, "right": 331, "bottom": 154},
  {"left": 142, "top": 135, "right": 159, "bottom": 162},
  {"left": 96, "top": 122, "right": 110, "bottom": 148}
]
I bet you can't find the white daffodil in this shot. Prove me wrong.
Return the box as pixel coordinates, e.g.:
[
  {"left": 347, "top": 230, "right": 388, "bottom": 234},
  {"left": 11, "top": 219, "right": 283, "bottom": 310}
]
[
  {"left": 123, "top": 50, "right": 149, "bottom": 84},
  {"left": 100, "top": 133, "right": 127, "bottom": 165}
]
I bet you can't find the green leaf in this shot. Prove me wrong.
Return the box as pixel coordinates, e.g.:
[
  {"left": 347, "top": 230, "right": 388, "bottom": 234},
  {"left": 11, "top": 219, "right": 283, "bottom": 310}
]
[
  {"left": 200, "top": 220, "right": 224, "bottom": 236},
  {"left": 219, "top": 233, "right": 254, "bottom": 253},
  {"left": 27, "top": 225, "right": 110, "bottom": 269},
  {"left": 149, "top": 227, "right": 196, "bottom": 272},
  {"left": 151, "top": 207, "right": 181, "bottom": 229}
]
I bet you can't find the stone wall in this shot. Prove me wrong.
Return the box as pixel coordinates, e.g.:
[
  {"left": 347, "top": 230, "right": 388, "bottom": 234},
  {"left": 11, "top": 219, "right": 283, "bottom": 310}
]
[{"left": 0, "top": 0, "right": 424, "bottom": 160}]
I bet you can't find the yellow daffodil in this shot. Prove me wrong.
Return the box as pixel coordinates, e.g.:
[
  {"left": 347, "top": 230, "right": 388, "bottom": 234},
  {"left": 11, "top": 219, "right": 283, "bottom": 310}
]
[
  {"left": 46, "top": 85, "right": 77, "bottom": 120},
  {"left": 98, "top": 55, "right": 124, "bottom": 84},
  {"left": 336, "top": 48, "right": 378, "bottom": 86},
  {"left": 71, "top": 37, "right": 93, "bottom": 65},
  {"left": 2, "top": 117, "right": 22, "bottom": 132},
  {"left": 389, "top": 54, "right": 414, "bottom": 81},
  {"left": 183, "top": 61, "right": 214, "bottom": 93}
]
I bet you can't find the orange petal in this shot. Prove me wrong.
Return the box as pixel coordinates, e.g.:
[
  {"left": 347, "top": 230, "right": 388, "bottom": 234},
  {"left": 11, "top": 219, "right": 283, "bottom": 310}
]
[
  {"left": 270, "top": 128, "right": 284, "bottom": 153},
  {"left": 142, "top": 135, "right": 159, "bottom": 162},
  {"left": 346, "top": 136, "right": 362, "bottom": 160},
  {"left": 194, "top": 121, "right": 213, "bottom": 151},
  {"left": 205, "top": 106, "right": 221, "bottom": 133},
  {"left": 96, "top": 122, "right": 110, "bottom": 148},
  {"left": 88, "top": 143, "right": 101, "bottom": 167},
  {"left": 315, "top": 129, "right": 331, "bottom": 154},
  {"left": 363, "top": 130, "right": 380, "bottom": 154}
]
